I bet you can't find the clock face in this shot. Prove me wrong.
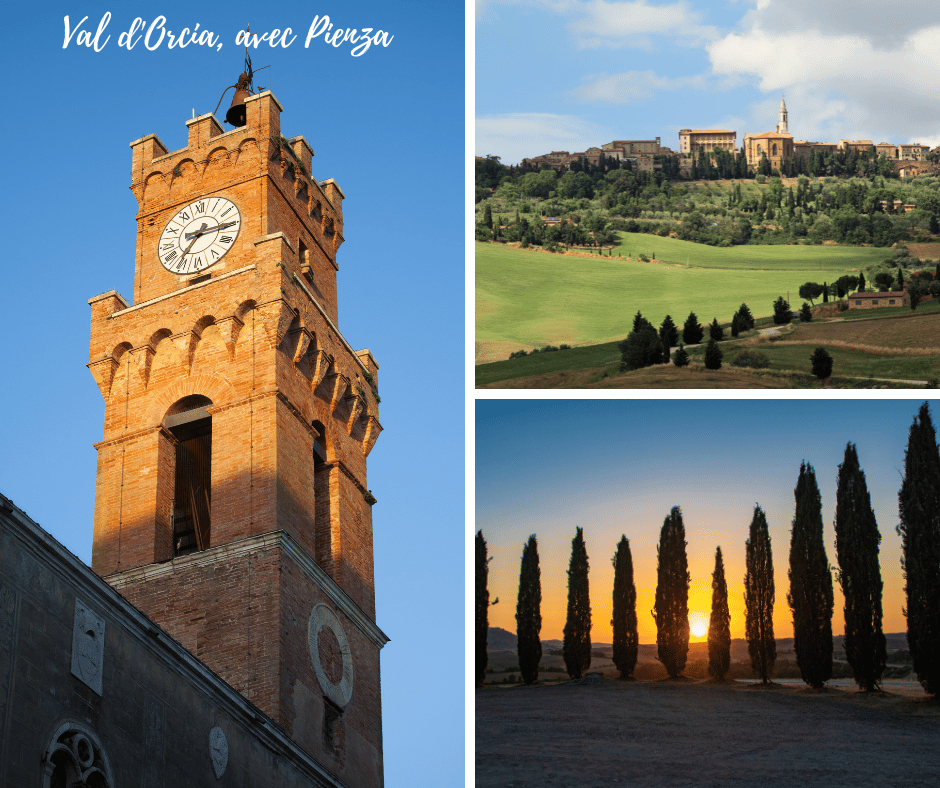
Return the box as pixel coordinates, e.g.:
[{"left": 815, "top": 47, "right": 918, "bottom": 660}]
[{"left": 157, "top": 196, "right": 241, "bottom": 275}]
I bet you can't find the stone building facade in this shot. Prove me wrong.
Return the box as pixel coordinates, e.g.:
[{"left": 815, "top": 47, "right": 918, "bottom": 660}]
[
  {"left": 850, "top": 291, "right": 908, "bottom": 309},
  {"left": 743, "top": 131, "right": 794, "bottom": 171},
  {"left": 0, "top": 494, "right": 359, "bottom": 788},
  {"left": 603, "top": 138, "right": 668, "bottom": 156},
  {"left": 678, "top": 130, "right": 737, "bottom": 154}
]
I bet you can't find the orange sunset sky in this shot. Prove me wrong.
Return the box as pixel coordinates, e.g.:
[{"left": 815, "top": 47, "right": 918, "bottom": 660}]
[{"left": 476, "top": 399, "right": 922, "bottom": 645}]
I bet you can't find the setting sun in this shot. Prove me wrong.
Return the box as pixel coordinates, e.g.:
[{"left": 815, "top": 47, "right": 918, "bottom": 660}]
[{"left": 689, "top": 611, "right": 709, "bottom": 639}]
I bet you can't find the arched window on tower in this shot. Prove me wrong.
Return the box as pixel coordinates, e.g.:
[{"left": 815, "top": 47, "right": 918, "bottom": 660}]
[
  {"left": 772, "top": 143, "right": 778, "bottom": 156},
  {"left": 165, "top": 395, "right": 213, "bottom": 556}
]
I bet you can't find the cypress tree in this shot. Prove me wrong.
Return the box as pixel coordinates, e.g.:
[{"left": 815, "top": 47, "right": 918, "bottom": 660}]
[
  {"left": 788, "top": 463, "right": 834, "bottom": 688},
  {"left": 737, "top": 303, "right": 755, "bottom": 330},
  {"left": 682, "top": 312, "right": 703, "bottom": 345},
  {"left": 516, "top": 535, "right": 542, "bottom": 685},
  {"left": 834, "top": 443, "right": 886, "bottom": 692},
  {"left": 897, "top": 402, "right": 940, "bottom": 696},
  {"left": 704, "top": 338, "right": 723, "bottom": 370},
  {"left": 673, "top": 343, "right": 689, "bottom": 367},
  {"left": 731, "top": 312, "right": 741, "bottom": 338},
  {"left": 619, "top": 324, "right": 664, "bottom": 370},
  {"left": 659, "top": 315, "right": 679, "bottom": 349},
  {"left": 483, "top": 203, "right": 493, "bottom": 229},
  {"left": 858, "top": 271, "right": 866, "bottom": 291},
  {"left": 745, "top": 505, "right": 776, "bottom": 684},
  {"left": 772, "top": 296, "right": 792, "bottom": 325},
  {"left": 612, "top": 536, "right": 639, "bottom": 679},
  {"left": 653, "top": 507, "right": 690, "bottom": 678},
  {"left": 709, "top": 317, "right": 724, "bottom": 342},
  {"left": 475, "top": 530, "right": 492, "bottom": 686},
  {"left": 563, "top": 527, "right": 592, "bottom": 679},
  {"left": 898, "top": 267, "right": 904, "bottom": 289},
  {"left": 810, "top": 347, "right": 833, "bottom": 380},
  {"left": 708, "top": 546, "right": 731, "bottom": 680}
]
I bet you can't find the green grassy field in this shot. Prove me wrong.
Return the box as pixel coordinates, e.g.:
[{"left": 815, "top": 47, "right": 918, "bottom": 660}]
[
  {"left": 475, "top": 341, "right": 621, "bottom": 386},
  {"left": 476, "top": 240, "right": 883, "bottom": 362},
  {"left": 612, "top": 233, "right": 888, "bottom": 270},
  {"left": 685, "top": 338, "right": 940, "bottom": 383},
  {"left": 476, "top": 310, "right": 940, "bottom": 388}
]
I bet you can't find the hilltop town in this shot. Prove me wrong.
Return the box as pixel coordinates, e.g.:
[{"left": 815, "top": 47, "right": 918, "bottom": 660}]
[{"left": 521, "top": 99, "right": 939, "bottom": 179}]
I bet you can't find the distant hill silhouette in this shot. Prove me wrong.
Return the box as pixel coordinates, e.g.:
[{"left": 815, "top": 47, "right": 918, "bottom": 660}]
[
  {"left": 487, "top": 627, "right": 908, "bottom": 660},
  {"left": 487, "top": 626, "right": 518, "bottom": 650}
]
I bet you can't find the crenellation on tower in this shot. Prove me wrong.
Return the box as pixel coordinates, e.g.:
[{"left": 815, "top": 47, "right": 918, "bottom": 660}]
[{"left": 185, "top": 112, "right": 225, "bottom": 148}]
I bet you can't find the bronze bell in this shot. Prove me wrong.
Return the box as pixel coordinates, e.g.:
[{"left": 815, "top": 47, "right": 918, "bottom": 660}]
[{"left": 225, "top": 73, "right": 251, "bottom": 127}]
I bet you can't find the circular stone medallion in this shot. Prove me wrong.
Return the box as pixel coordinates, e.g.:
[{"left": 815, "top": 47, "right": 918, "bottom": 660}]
[{"left": 308, "top": 604, "right": 354, "bottom": 707}]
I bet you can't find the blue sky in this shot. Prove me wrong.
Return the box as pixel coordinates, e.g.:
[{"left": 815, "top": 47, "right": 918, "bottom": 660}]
[
  {"left": 477, "top": 398, "right": 933, "bottom": 644},
  {"left": 0, "top": 2, "right": 463, "bottom": 785},
  {"left": 475, "top": 0, "right": 940, "bottom": 163}
]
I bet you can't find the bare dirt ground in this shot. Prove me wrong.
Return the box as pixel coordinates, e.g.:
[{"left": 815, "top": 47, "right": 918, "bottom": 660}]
[{"left": 476, "top": 678, "right": 940, "bottom": 788}]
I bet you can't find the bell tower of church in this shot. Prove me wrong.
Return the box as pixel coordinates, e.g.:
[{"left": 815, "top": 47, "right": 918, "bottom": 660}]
[
  {"left": 777, "top": 95, "right": 788, "bottom": 134},
  {"left": 86, "top": 82, "right": 386, "bottom": 787}
]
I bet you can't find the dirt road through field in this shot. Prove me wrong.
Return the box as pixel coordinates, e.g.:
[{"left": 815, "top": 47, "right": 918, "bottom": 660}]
[{"left": 476, "top": 678, "right": 940, "bottom": 788}]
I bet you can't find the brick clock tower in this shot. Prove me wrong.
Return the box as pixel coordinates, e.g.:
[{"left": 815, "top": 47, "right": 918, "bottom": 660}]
[{"left": 86, "top": 87, "right": 386, "bottom": 786}]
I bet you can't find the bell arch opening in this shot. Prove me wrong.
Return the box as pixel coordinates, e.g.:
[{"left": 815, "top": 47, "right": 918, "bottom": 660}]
[{"left": 165, "top": 395, "right": 213, "bottom": 556}]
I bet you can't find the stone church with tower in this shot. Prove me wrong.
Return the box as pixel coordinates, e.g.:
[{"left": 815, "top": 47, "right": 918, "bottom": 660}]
[
  {"left": 1, "top": 75, "right": 387, "bottom": 788},
  {"left": 743, "top": 96, "right": 794, "bottom": 171}
]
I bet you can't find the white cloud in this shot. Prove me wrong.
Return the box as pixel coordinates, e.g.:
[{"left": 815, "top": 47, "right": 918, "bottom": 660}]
[
  {"left": 738, "top": 0, "right": 940, "bottom": 48},
  {"left": 569, "top": 0, "right": 720, "bottom": 48},
  {"left": 573, "top": 70, "right": 707, "bottom": 103},
  {"left": 475, "top": 113, "right": 613, "bottom": 164},
  {"left": 707, "top": 1, "right": 940, "bottom": 144}
]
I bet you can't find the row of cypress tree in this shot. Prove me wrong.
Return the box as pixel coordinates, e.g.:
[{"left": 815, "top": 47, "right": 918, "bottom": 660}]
[{"left": 476, "top": 403, "right": 939, "bottom": 696}]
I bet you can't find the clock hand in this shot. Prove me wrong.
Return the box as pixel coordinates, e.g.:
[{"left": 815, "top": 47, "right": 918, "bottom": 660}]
[
  {"left": 185, "top": 220, "right": 238, "bottom": 240},
  {"left": 183, "top": 222, "right": 209, "bottom": 243},
  {"left": 178, "top": 223, "right": 210, "bottom": 263}
]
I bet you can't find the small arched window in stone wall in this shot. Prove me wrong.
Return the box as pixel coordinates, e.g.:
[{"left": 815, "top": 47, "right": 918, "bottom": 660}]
[
  {"left": 772, "top": 143, "right": 778, "bottom": 156},
  {"left": 42, "top": 722, "right": 114, "bottom": 788}
]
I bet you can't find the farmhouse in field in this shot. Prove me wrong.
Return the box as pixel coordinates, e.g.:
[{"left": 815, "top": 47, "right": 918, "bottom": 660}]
[{"left": 850, "top": 291, "right": 908, "bottom": 309}]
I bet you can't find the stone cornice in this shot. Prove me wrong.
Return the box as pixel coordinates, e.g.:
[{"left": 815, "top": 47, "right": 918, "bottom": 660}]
[
  {"left": 107, "top": 264, "right": 257, "bottom": 318},
  {"left": 93, "top": 424, "right": 163, "bottom": 451},
  {"left": 104, "top": 530, "right": 388, "bottom": 649}
]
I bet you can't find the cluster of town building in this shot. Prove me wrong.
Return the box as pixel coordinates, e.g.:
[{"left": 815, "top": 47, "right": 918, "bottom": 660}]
[{"left": 523, "top": 99, "right": 938, "bottom": 177}]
